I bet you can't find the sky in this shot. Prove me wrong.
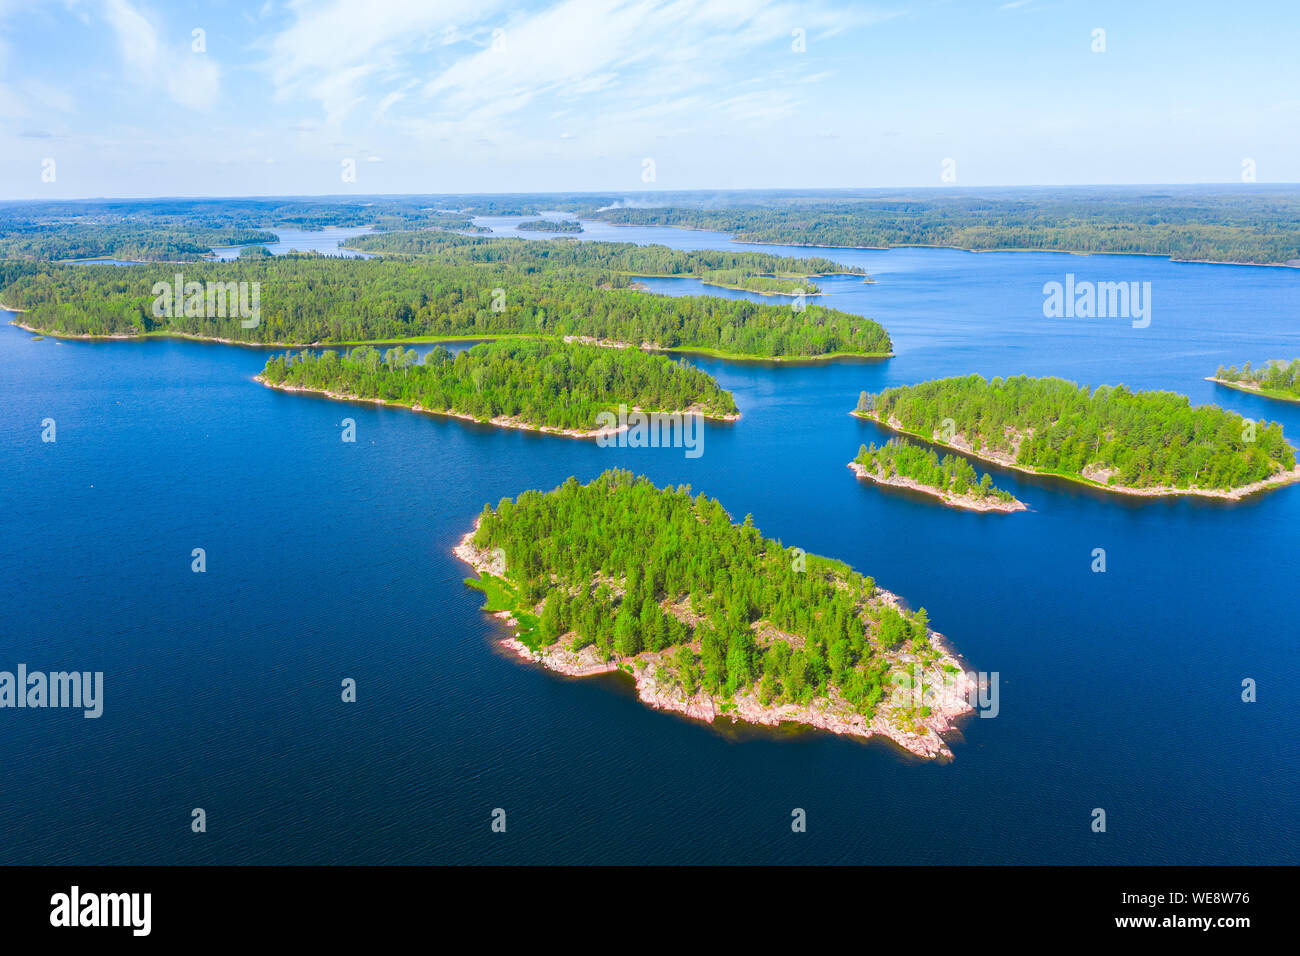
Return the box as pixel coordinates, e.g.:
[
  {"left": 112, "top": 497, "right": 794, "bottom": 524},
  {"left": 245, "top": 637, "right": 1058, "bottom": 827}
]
[{"left": 0, "top": 0, "right": 1297, "bottom": 199}]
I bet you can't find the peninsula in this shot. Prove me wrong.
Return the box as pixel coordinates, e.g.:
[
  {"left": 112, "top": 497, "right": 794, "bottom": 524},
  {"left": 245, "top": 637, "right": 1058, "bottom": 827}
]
[
  {"left": 853, "top": 375, "right": 1299, "bottom": 499},
  {"left": 455, "top": 470, "right": 976, "bottom": 759},
  {"left": 1, "top": 238, "right": 891, "bottom": 361},
  {"left": 1208, "top": 360, "right": 1300, "bottom": 404},
  {"left": 258, "top": 339, "right": 739, "bottom": 436}
]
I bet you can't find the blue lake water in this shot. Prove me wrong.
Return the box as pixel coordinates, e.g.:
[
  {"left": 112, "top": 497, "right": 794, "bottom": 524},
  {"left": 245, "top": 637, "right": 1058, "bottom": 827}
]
[
  {"left": 2, "top": 223, "right": 1299, "bottom": 864},
  {"left": 209, "top": 226, "right": 377, "bottom": 260}
]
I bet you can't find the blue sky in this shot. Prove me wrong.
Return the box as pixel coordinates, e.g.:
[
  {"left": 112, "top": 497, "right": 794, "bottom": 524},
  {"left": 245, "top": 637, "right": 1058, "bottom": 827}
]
[{"left": 1, "top": 0, "right": 1297, "bottom": 198}]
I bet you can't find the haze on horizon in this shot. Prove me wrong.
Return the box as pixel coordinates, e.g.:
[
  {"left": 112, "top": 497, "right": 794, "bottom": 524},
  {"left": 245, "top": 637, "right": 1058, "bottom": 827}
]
[{"left": 1, "top": 0, "right": 1298, "bottom": 200}]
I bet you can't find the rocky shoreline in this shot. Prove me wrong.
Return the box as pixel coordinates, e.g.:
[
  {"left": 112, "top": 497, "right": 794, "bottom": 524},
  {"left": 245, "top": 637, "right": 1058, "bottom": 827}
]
[{"left": 453, "top": 520, "right": 975, "bottom": 760}]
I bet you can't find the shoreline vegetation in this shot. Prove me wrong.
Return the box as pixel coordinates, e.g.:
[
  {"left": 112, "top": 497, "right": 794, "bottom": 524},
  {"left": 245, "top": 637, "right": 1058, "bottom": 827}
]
[
  {"left": 849, "top": 438, "right": 1026, "bottom": 513},
  {"left": 854, "top": 375, "right": 1300, "bottom": 500},
  {"left": 1208, "top": 359, "right": 1300, "bottom": 404},
  {"left": 454, "top": 471, "right": 975, "bottom": 759},
  {"left": 0, "top": 237, "right": 892, "bottom": 361},
  {"left": 257, "top": 339, "right": 739, "bottom": 435}
]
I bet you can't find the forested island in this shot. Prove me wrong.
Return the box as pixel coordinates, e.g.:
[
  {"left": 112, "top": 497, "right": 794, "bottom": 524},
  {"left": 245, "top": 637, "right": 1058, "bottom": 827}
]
[
  {"left": 456, "top": 470, "right": 975, "bottom": 758},
  {"left": 2, "top": 241, "right": 891, "bottom": 360},
  {"left": 1209, "top": 360, "right": 1300, "bottom": 403},
  {"left": 259, "top": 340, "right": 737, "bottom": 435},
  {"left": 854, "top": 375, "right": 1298, "bottom": 498},
  {"left": 850, "top": 439, "right": 1025, "bottom": 512},
  {"left": 517, "top": 219, "right": 583, "bottom": 233},
  {"left": 585, "top": 188, "right": 1300, "bottom": 265}
]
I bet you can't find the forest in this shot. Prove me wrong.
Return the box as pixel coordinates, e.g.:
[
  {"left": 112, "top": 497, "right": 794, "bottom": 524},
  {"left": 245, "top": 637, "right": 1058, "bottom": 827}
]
[
  {"left": 260, "top": 340, "right": 737, "bottom": 430},
  {"left": 470, "top": 469, "right": 938, "bottom": 716},
  {"left": 854, "top": 439, "right": 1016, "bottom": 503},
  {"left": 1, "top": 247, "right": 891, "bottom": 359},
  {"left": 857, "top": 375, "right": 1295, "bottom": 491},
  {"left": 585, "top": 189, "right": 1300, "bottom": 264},
  {"left": 1213, "top": 359, "right": 1300, "bottom": 401}
]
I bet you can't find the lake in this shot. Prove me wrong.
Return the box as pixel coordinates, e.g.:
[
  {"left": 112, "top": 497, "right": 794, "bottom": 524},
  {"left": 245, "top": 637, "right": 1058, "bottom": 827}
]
[{"left": 2, "top": 222, "right": 1298, "bottom": 864}]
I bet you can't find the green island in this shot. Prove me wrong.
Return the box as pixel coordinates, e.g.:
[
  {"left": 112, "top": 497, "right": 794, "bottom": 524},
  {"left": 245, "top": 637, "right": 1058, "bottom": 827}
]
[
  {"left": 851, "top": 439, "right": 1025, "bottom": 512},
  {"left": 454, "top": 469, "right": 976, "bottom": 759},
  {"left": 1209, "top": 360, "right": 1300, "bottom": 403},
  {"left": 853, "top": 375, "right": 1299, "bottom": 498},
  {"left": 2, "top": 239, "right": 891, "bottom": 360},
  {"left": 517, "top": 219, "right": 584, "bottom": 233},
  {"left": 258, "top": 339, "right": 737, "bottom": 435}
]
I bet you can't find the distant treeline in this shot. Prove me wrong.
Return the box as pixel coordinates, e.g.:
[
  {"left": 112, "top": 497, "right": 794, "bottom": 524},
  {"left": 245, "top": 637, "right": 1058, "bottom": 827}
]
[
  {"left": 859, "top": 374, "right": 1294, "bottom": 491},
  {"left": 0, "top": 226, "right": 278, "bottom": 263},
  {"left": 1, "top": 249, "right": 891, "bottom": 359},
  {"left": 262, "top": 339, "right": 736, "bottom": 429},
  {"left": 587, "top": 192, "right": 1300, "bottom": 264},
  {"left": 0, "top": 199, "right": 475, "bottom": 262}
]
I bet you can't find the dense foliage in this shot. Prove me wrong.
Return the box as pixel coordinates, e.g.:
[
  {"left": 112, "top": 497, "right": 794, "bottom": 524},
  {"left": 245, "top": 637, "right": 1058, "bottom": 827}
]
[
  {"left": 855, "top": 439, "right": 1015, "bottom": 502},
  {"left": 472, "top": 470, "right": 938, "bottom": 714},
  {"left": 1215, "top": 359, "right": 1300, "bottom": 400},
  {"left": 861, "top": 375, "right": 1294, "bottom": 491},
  {"left": 2, "top": 250, "right": 892, "bottom": 358},
  {"left": 261, "top": 340, "right": 737, "bottom": 429},
  {"left": 586, "top": 188, "right": 1300, "bottom": 264}
]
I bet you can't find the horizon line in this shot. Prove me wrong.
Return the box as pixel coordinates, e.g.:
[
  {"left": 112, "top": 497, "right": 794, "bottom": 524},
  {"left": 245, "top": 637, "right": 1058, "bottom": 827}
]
[{"left": 4, "top": 182, "right": 1300, "bottom": 205}]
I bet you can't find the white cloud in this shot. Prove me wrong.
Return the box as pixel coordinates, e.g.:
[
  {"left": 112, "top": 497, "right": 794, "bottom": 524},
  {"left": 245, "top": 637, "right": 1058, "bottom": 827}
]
[
  {"left": 102, "top": 0, "right": 221, "bottom": 110},
  {"left": 266, "top": 0, "right": 886, "bottom": 148},
  {"left": 269, "top": 0, "right": 502, "bottom": 123}
]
